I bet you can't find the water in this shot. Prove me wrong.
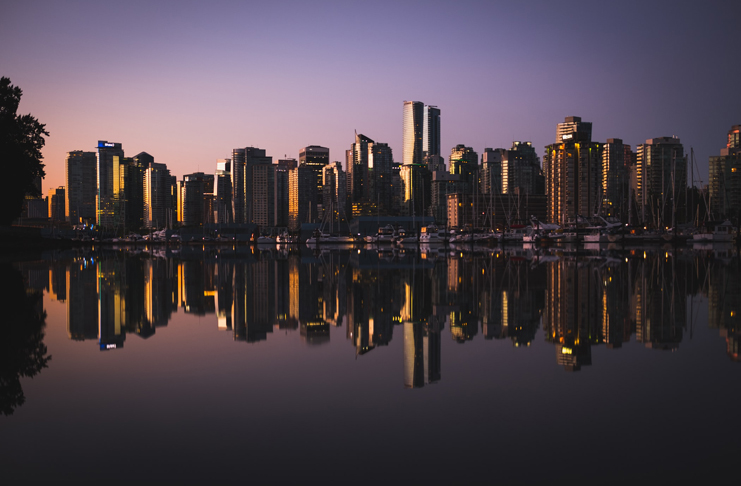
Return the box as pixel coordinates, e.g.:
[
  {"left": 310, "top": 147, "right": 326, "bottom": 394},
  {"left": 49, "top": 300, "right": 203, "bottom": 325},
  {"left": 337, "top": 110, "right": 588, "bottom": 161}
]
[{"left": 2, "top": 245, "right": 740, "bottom": 484}]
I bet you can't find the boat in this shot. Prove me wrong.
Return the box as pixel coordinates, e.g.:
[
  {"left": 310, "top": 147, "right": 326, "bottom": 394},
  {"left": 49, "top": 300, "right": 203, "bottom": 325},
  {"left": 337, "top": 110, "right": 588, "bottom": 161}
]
[
  {"left": 692, "top": 220, "right": 737, "bottom": 243},
  {"left": 501, "top": 224, "right": 529, "bottom": 244},
  {"left": 419, "top": 224, "right": 448, "bottom": 244},
  {"left": 365, "top": 224, "right": 395, "bottom": 244}
]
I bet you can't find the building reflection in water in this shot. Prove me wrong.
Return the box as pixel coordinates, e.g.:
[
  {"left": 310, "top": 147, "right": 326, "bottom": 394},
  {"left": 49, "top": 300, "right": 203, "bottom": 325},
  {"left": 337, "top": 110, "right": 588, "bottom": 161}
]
[{"left": 32, "top": 245, "right": 741, "bottom": 387}]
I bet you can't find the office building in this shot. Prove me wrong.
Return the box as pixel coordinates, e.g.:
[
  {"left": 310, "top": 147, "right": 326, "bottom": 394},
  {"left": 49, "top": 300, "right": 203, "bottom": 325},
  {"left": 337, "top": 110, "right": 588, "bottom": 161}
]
[
  {"left": 144, "top": 162, "right": 173, "bottom": 229},
  {"left": 252, "top": 163, "right": 275, "bottom": 228},
  {"left": 289, "top": 165, "right": 317, "bottom": 231},
  {"left": 113, "top": 155, "right": 144, "bottom": 232},
  {"left": 323, "top": 162, "right": 347, "bottom": 228},
  {"left": 231, "top": 147, "right": 272, "bottom": 224},
  {"left": 299, "top": 145, "right": 330, "bottom": 216},
  {"left": 96, "top": 141, "right": 124, "bottom": 227},
  {"left": 424, "top": 105, "right": 441, "bottom": 157},
  {"left": 65, "top": 150, "right": 97, "bottom": 224}
]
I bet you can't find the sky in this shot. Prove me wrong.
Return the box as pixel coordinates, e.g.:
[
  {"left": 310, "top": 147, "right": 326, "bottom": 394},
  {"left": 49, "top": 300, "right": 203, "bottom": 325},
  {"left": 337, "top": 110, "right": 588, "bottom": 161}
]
[{"left": 2, "top": 0, "right": 739, "bottom": 194}]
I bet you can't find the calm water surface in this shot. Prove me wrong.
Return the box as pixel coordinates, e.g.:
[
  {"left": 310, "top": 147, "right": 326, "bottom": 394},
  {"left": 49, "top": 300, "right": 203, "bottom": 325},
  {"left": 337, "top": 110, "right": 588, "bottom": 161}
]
[{"left": 2, "top": 245, "right": 740, "bottom": 484}]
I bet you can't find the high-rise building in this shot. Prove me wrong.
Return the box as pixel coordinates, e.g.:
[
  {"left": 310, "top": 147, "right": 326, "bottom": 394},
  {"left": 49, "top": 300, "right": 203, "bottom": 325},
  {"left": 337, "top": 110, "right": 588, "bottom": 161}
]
[
  {"left": 347, "top": 133, "right": 395, "bottom": 215},
  {"left": 502, "top": 142, "right": 543, "bottom": 196},
  {"left": 709, "top": 125, "right": 741, "bottom": 220},
  {"left": 449, "top": 144, "right": 478, "bottom": 195},
  {"left": 635, "top": 137, "right": 686, "bottom": 228},
  {"left": 65, "top": 150, "right": 97, "bottom": 224},
  {"left": 403, "top": 101, "right": 424, "bottom": 166},
  {"left": 289, "top": 165, "right": 316, "bottom": 231},
  {"left": 556, "top": 116, "right": 592, "bottom": 144},
  {"left": 48, "top": 187, "right": 65, "bottom": 223},
  {"left": 181, "top": 172, "right": 214, "bottom": 226},
  {"left": 602, "top": 139, "right": 634, "bottom": 222},
  {"left": 480, "top": 148, "right": 504, "bottom": 195},
  {"left": 543, "top": 118, "right": 602, "bottom": 225},
  {"left": 96, "top": 140, "right": 124, "bottom": 227},
  {"left": 113, "top": 156, "right": 144, "bottom": 232},
  {"left": 403, "top": 101, "right": 441, "bottom": 164},
  {"left": 322, "top": 162, "right": 347, "bottom": 228},
  {"left": 299, "top": 145, "right": 330, "bottom": 216},
  {"left": 400, "top": 163, "right": 431, "bottom": 217},
  {"left": 214, "top": 159, "right": 232, "bottom": 224},
  {"left": 144, "top": 162, "right": 172, "bottom": 229},
  {"left": 251, "top": 163, "right": 275, "bottom": 228},
  {"left": 424, "top": 105, "right": 441, "bottom": 157},
  {"left": 231, "top": 147, "right": 272, "bottom": 224}
]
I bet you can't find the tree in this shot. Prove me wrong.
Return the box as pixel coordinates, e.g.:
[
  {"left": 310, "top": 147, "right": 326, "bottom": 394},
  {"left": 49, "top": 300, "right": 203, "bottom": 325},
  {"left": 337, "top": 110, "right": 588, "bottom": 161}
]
[{"left": 0, "top": 77, "right": 49, "bottom": 225}]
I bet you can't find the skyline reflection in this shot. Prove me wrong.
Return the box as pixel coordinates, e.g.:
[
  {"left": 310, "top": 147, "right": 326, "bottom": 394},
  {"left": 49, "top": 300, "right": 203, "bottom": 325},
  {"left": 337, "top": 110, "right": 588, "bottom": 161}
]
[{"left": 12, "top": 246, "right": 741, "bottom": 388}]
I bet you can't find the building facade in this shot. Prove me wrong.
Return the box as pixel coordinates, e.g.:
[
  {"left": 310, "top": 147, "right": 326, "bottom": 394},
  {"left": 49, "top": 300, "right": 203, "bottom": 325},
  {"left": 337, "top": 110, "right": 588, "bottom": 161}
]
[{"left": 65, "top": 150, "right": 97, "bottom": 224}]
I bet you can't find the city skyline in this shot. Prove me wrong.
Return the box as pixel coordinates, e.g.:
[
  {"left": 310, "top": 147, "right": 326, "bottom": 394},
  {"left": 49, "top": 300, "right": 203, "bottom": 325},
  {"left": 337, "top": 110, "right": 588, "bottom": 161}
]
[{"left": 2, "top": 1, "right": 739, "bottom": 194}]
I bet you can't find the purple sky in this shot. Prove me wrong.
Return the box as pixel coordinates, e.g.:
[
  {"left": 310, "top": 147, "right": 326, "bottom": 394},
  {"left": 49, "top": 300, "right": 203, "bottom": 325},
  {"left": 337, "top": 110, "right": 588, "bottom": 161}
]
[{"left": 2, "top": 0, "right": 739, "bottom": 194}]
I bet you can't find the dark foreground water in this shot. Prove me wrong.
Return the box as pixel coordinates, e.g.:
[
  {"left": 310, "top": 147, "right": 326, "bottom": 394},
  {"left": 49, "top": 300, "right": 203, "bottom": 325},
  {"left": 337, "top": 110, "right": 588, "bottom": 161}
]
[{"left": 2, "top": 245, "right": 740, "bottom": 485}]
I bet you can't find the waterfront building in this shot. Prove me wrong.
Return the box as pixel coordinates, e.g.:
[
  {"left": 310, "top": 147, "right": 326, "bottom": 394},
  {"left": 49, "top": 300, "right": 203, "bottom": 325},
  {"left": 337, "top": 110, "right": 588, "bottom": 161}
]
[
  {"left": 231, "top": 147, "right": 272, "bottom": 224},
  {"left": 144, "top": 162, "right": 173, "bottom": 229},
  {"left": 251, "top": 163, "right": 275, "bottom": 228},
  {"left": 113, "top": 156, "right": 144, "bottom": 232},
  {"left": 709, "top": 125, "right": 741, "bottom": 220},
  {"left": 635, "top": 136, "right": 686, "bottom": 228},
  {"left": 403, "top": 101, "right": 424, "bottom": 166},
  {"left": 480, "top": 148, "right": 504, "bottom": 195},
  {"left": 602, "top": 139, "right": 634, "bottom": 222},
  {"left": 48, "top": 186, "right": 65, "bottom": 223},
  {"left": 288, "top": 165, "right": 317, "bottom": 231},
  {"left": 449, "top": 144, "right": 478, "bottom": 195},
  {"left": 322, "top": 162, "right": 347, "bottom": 228},
  {"left": 65, "top": 150, "right": 97, "bottom": 224},
  {"left": 181, "top": 172, "right": 214, "bottom": 226},
  {"left": 400, "top": 163, "right": 431, "bottom": 217},
  {"left": 543, "top": 118, "right": 603, "bottom": 225},
  {"left": 214, "top": 159, "right": 233, "bottom": 224},
  {"left": 430, "top": 172, "right": 465, "bottom": 225},
  {"left": 299, "top": 145, "right": 330, "bottom": 216},
  {"left": 347, "top": 133, "right": 395, "bottom": 216},
  {"left": 96, "top": 141, "right": 124, "bottom": 227},
  {"left": 424, "top": 105, "right": 441, "bottom": 157},
  {"left": 274, "top": 161, "right": 293, "bottom": 228}
]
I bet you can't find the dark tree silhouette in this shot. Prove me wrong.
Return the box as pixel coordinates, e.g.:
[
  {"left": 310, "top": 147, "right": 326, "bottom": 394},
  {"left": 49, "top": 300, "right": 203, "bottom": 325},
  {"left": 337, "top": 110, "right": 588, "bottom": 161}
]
[
  {"left": 0, "top": 263, "right": 51, "bottom": 415},
  {"left": 0, "top": 77, "right": 48, "bottom": 225}
]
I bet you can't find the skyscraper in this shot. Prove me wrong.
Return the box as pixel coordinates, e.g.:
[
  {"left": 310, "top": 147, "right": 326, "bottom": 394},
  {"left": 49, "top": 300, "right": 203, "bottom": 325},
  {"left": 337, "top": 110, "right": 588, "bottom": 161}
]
[
  {"left": 424, "top": 105, "right": 441, "bottom": 157},
  {"left": 65, "top": 150, "right": 97, "bottom": 224},
  {"left": 231, "top": 147, "right": 272, "bottom": 224},
  {"left": 299, "top": 145, "right": 330, "bottom": 217},
  {"left": 96, "top": 140, "right": 124, "bottom": 227},
  {"left": 403, "top": 101, "right": 424, "bottom": 166},
  {"left": 144, "top": 162, "right": 172, "bottom": 229}
]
